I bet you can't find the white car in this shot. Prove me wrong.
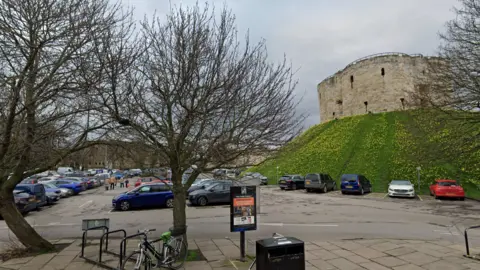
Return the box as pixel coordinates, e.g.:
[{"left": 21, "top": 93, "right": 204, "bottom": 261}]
[{"left": 388, "top": 180, "right": 415, "bottom": 198}]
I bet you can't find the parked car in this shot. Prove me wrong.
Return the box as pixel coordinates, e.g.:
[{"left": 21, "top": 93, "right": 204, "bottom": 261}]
[
  {"left": 278, "top": 175, "right": 305, "bottom": 190},
  {"left": 57, "top": 167, "right": 74, "bottom": 175},
  {"left": 112, "top": 183, "right": 174, "bottom": 211},
  {"left": 429, "top": 179, "right": 465, "bottom": 200},
  {"left": 45, "top": 190, "right": 61, "bottom": 204},
  {"left": 134, "top": 176, "right": 170, "bottom": 187},
  {"left": 189, "top": 181, "right": 233, "bottom": 206},
  {"left": 13, "top": 190, "right": 37, "bottom": 214},
  {"left": 305, "top": 173, "right": 336, "bottom": 193},
  {"left": 340, "top": 174, "right": 372, "bottom": 195},
  {"left": 388, "top": 180, "right": 415, "bottom": 198},
  {"left": 41, "top": 182, "right": 70, "bottom": 197},
  {"left": 245, "top": 172, "right": 268, "bottom": 185},
  {"left": 60, "top": 177, "right": 87, "bottom": 191},
  {"left": 43, "top": 179, "right": 83, "bottom": 195},
  {"left": 213, "top": 169, "right": 236, "bottom": 178},
  {"left": 38, "top": 176, "right": 59, "bottom": 182},
  {"left": 14, "top": 184, "right": 48, "bottom": 209}
]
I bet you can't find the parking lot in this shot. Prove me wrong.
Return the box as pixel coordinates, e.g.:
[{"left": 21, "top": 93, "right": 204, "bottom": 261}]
[{"left": 1, "top": 183, "right": 480, "bottom": 248}]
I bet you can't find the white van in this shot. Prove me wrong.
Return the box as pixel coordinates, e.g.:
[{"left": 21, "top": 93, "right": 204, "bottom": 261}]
[{"left": 57, "top": 167, "right": 74, "bottom": 175}]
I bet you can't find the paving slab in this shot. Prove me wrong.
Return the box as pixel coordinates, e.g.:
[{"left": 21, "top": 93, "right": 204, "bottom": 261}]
[
  {"left": 326, "top": 258, "right": 362, "bottom": 270},
  {"left": 422, "top": 259, "right": 468, "bottom": 270},
  {"left": 184, "top": 261, "right": 213, "bottom": 270},
  {"left": 385, "top": 247, "right": 416, "bottom": 257},
  {"left": 398, "top": 252, "right": 439, "bottom": 266},
  {"left": 308, "top": 259, "right": 338, "bottom": 270},
  {"left": 370, "top": 242, "right": 400, "bottom": 252},
  {"left": 351, "top": 247, "right": 387, "bottom": 259},
  {"left": 392, "top": 264, "right": 425, "bottom": 270},
  {"left": 372, "top": 256, "right": 408, "bottom": 267},
  {"left": 359, "top": 262, "right": 391, "bottom": 270},
  {"left": 309, "top": 249, "right": 339, "bottom": 260}
]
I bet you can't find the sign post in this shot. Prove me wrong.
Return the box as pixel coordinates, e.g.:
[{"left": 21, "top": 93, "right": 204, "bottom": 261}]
[
  {"left": 230, "top": 185, "right": 257, "bottom": 262},
  {"left": 416, "top": 166, "right": 421, "bottom": 191}
]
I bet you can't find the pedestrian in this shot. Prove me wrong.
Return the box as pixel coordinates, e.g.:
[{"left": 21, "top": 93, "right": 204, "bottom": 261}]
[
  {"left": 119, "top": 177, "right": 125, "bottom": 188},
  {"left": 109, "top": 176, "right": 115, "bottom": 190},
  {"left": 125, "top": 178, "right": 129, "bottom": 188}
]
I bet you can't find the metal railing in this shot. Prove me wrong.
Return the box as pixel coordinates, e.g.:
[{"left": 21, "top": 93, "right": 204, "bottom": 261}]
[
  {"left": 119, "top": 232, "right": 147, "bottom": 267},
  {"left": 81, "top": 226, "right": 109, "bottom": 258},
  {"left": 464, "top": 225, "right": 480, "bottom": 257},
  {"left": 99, "top": 229, "right": 127, "bottom": 263}
]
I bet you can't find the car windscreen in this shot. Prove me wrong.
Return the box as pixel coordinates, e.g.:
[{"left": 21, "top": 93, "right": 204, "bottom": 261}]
[
  {"left": 279, "top": 176, "right": 292, "bottom": 180},
  {"left": 341, "top": 175, "right": 358, "bottom": 182},
  {"left": 390, "top": 180, "right": 411, "bottom": 185},
  {"left": 43, "top": 183, "right": 57, "bottom": 189},
  {"left": 305, "top": 174, "right": 319, "bottom": 181},
  {"left": 438, "top": 181, "right": 457, "bottom": 186}
]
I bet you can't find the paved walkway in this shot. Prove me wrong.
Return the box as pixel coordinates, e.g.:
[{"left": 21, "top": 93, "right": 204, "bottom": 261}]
[{"left": 0, "top": 238, "right": 479, "bottom": 269}]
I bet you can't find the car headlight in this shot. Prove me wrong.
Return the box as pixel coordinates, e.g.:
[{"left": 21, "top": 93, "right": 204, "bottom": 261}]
[{"left": 409, "top": 189, "right": 414, "bottom": 192}]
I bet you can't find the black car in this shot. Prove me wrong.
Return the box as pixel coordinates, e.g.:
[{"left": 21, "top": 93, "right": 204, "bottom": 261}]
[
  {"left": 304, "top": 173, "right": 337, "bottom": 193},
  {"left": 278, "top": 175, "right": 305, "bottom": 190},
  {"left": 189, "top": 181, "right": 233, "bottom": 206}
]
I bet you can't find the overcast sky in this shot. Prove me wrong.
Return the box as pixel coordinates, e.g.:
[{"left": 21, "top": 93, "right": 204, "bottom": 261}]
[{"left": 124, "top": 0, "right": 459, "bottom": 128}]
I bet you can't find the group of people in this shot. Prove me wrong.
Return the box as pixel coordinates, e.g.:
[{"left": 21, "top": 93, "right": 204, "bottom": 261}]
[{"left": 105, "top": 175, "right": 129, "bottom": 190}]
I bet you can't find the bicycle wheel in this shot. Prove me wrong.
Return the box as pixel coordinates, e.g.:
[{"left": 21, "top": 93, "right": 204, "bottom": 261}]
[
  {"left": 165, "top": 237, "right": 188, "bottom": 269},
  {"left": 121, "top": 250, "right": 152, "bottom": 270}
]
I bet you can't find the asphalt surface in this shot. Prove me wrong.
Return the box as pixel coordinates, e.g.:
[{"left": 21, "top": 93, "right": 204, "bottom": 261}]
[{"left": 1, "top": 184, "right": 480, "bottom": 249}]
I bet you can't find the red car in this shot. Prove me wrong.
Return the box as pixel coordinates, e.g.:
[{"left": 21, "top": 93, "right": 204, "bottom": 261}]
[
  {"left": 134, "top": 177, "right": 171, "bottom": 187},
  {"left": 429, "top": 179, "right": 465, "bottom": 200}
]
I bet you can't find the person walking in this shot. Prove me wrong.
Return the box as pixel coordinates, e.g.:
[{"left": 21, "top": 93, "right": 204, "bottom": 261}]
[
  {"left": 109, "top": 176, "right": 115, "bottom": 190},
  {"left": 125, "top": 178, "right": 129, "bottom": 188},
  {"left": 119, "top": 177, "right": 125, "bottom": 188}
]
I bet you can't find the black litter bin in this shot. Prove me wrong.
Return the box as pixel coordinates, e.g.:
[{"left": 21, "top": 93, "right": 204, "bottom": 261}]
[{"left": 256, "top": 236, "right": 305, "bottom": 270}]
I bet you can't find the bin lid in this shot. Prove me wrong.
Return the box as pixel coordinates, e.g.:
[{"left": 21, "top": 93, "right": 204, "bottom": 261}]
[{"left": 257, "top": 236, "right": 304, "bottom": 248}]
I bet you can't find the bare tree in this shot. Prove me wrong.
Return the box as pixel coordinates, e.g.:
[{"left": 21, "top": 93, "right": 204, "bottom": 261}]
[
  {"left": 416, "top": 0, "right": 480, "bottom": 119},
  {"left": 102, "top": 3, "right": 304, "bottom": 236},
  {"left": 0, "top": 0, "right": 129, "bottom": 251}
]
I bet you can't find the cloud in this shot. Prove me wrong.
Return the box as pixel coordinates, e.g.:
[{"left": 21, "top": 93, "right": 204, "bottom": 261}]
[{"left": 124, "top": 0, "right": 459, "bottom": 127}]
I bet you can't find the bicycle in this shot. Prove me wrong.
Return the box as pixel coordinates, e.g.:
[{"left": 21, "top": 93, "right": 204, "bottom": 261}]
[{"left": 121, "top": 228, "right": 188, "bottom": 270}]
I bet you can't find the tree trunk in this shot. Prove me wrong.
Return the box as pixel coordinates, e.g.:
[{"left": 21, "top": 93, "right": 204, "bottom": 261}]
[
  {"left": 0, "top": 193, "right": 55, "bottom": 252},
  {"left": 170, "top": 169, "right": 188, "bottom": 246}
]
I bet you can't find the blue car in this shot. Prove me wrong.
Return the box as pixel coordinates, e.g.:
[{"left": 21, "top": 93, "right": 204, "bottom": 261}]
[
  {"left": 14, "top": 184, "right": 48, "bottom": 209},
  {"left": 340, "top": 174, "right": 373, "bottom": 195},
  {"left": 112, "top": 183, "right": 174, "bottom": 211},
  {"left": 45, "top": 179, "right": 84, "bottom": 195}
]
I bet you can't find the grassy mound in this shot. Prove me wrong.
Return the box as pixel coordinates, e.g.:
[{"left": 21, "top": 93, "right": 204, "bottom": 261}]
[{"left": 250, "top": 110, "right": 480, "bottom": 198}]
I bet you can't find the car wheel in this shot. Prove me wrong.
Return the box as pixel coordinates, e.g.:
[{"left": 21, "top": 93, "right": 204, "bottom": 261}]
[
  {"left": 120, "top": 201, "right": 130, "bottom": 211},
  {"left": 429, "top": 190, "right": 433, "bottom": 196},
  {"left": 280, "top": 187, "right": 285, "bottom": 190},
  {"left": 332, "top": 184, "right": 336, "bottom": 191},
  {"left": 459, "top": 197, "right": 465, "bottom": 201},
  {"left": 323, "top": 186, "right": 328, "bottom": 193},
  {"left": 341, "top": 191, "right": 346, "bottom": 195},
  {"left": 197, "top": 196, "right": 208, "bottom": 206},
  {"left": 166, "top": 198, "right": 174, "bottom": 208},
  {"left": 360, "top": 188, "right": 364, "bottom": 195},
  {"left": 306, "top": 189, "right": 311, "bottom": 193}
]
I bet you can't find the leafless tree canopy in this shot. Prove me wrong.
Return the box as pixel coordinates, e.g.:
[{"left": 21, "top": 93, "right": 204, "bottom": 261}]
[
  {"left": 0, "top": 0, "right": 131, "bottom": 251},
  {"left": 420, "top": 0, "right": 480, "bottom": 121},
  {"left": 104, "top": 4, "right": 303, "bottom": 175}
]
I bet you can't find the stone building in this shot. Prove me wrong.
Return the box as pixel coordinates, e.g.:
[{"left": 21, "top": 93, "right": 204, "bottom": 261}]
[{"left": 317, "top": 52, "right": 443, "bottom": 123}]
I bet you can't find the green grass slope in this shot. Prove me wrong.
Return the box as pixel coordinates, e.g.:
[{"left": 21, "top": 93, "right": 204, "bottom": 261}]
[{"left": 251, "top": 111, "right": 480, "bottom": 198}]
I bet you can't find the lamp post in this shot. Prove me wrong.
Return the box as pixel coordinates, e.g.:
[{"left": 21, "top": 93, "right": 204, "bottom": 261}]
[{"left": 416, "top": 166, "right": 421, "bottom": 191}]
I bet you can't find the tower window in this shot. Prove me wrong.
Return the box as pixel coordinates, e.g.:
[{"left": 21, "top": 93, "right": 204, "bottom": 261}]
[
  {"left": 350, "top": 75, "right": 354, "bottom": 83},
  {"left": 381, "top": 68, "right": 385, "bottom": 76}
]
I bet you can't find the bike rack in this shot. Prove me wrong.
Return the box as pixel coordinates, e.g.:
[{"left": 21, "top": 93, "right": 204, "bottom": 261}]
[
  {"left": 99, "top": 229, "right": 127, "bottom": 263},
  {"left": 119, "top": 232, "right": 147, "bottom": 267},
  {"left": 464, "top": 225, "right": 480, "bottom": 260},
  {"left": 81, "top": 226, "right": 109, "bottom": 258}
]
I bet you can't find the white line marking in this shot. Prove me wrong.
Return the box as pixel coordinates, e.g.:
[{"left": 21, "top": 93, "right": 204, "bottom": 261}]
[
  {"left": 78, "top": 200, "right": 93, "bottom": 208},
  {"left": 417, "top": 195, "right": 423, "bottom": 201},
  {"left": 383, "top": 194, "right": 388, "bottom": 199},
  {"left": 261, "top": 223, "right": 338, "bottom": 227}
]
